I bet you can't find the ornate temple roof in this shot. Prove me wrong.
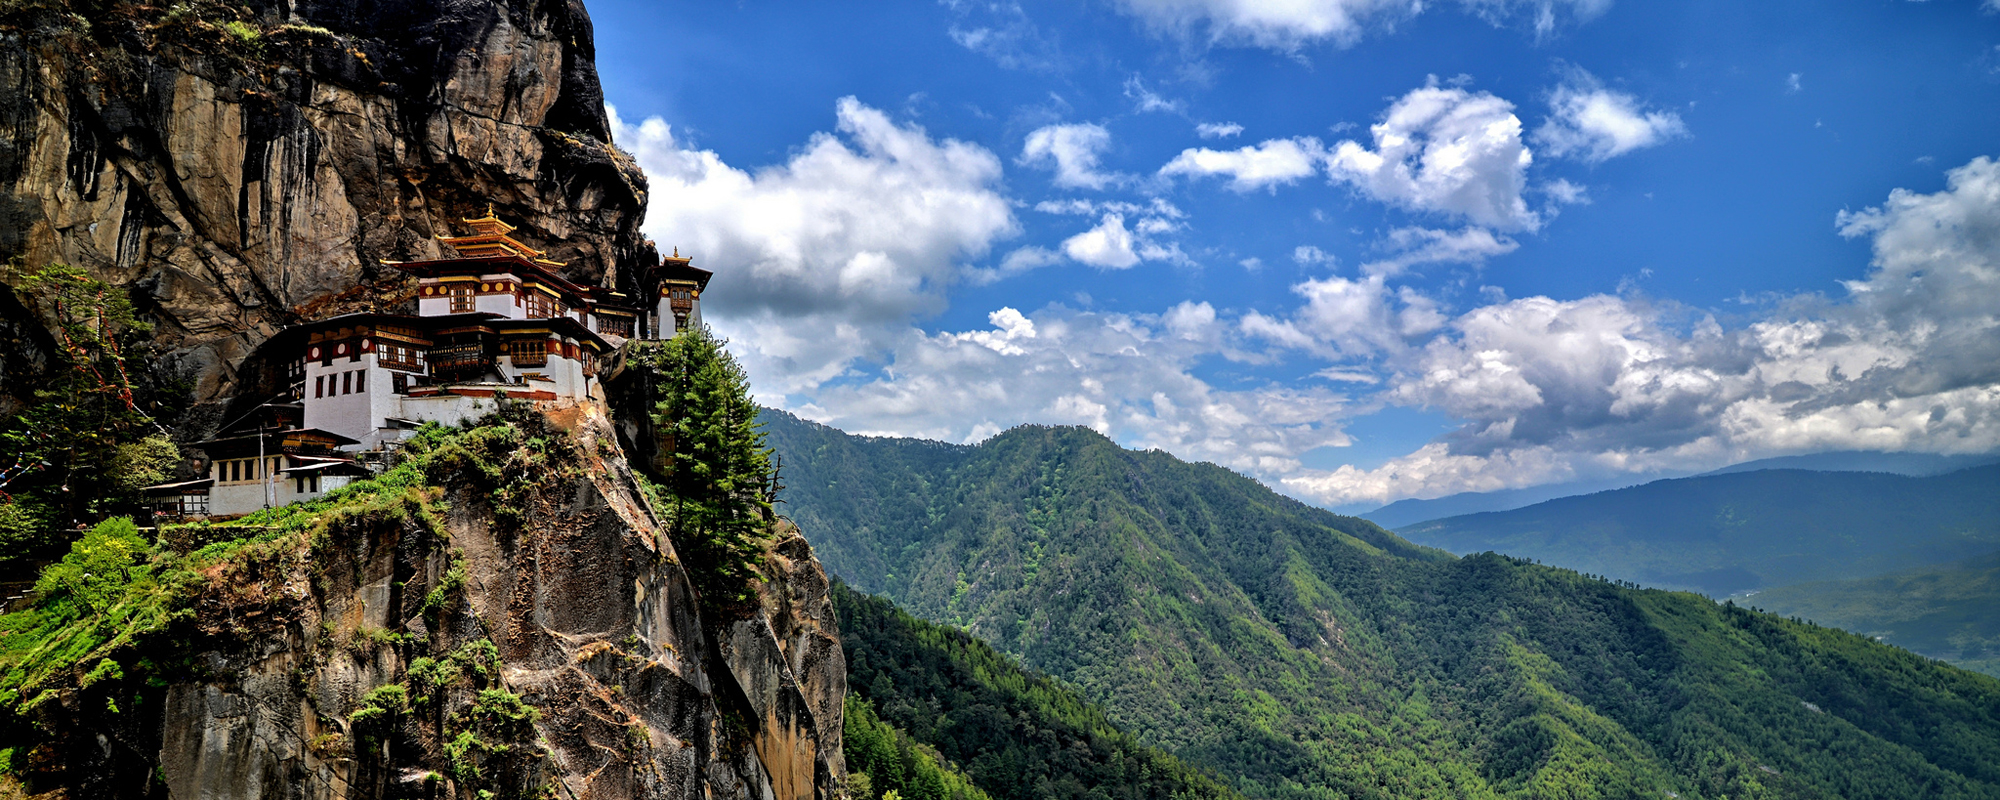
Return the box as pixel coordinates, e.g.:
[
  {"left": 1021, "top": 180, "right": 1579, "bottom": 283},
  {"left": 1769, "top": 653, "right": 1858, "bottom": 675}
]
[{"left": 436, "top": 205, "right": 569, "bottom": 269}]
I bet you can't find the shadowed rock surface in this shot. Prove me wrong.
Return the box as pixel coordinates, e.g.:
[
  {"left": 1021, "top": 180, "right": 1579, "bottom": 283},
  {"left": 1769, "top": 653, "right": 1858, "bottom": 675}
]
[
  {"left": 0, "top": 0, "right": 656, "bottom": 416},
  {"left": 19, "top": 408, "right": 846, "bottom": 799}
]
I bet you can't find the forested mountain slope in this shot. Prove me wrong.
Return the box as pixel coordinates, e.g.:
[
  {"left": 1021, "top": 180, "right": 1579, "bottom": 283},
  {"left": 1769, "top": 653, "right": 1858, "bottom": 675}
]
[
  {"left": 1748, "top": 551, "right": 2000, "bottom": 678},
  {"left": 764, "top": 409, "right": 2000, "bottom": 800},
  {"left": 835, "top": 581, "right": 1239, "bottom": 800},
  {"left": 1396, "top": 466, "right": 2000, "bottom": 595}
]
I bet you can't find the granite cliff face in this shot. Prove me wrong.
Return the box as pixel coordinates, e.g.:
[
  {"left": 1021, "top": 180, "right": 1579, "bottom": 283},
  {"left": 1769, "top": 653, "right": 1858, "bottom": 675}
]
[
  {"left": 0, "top": 1, "right": 851, "bottom": 797},
  {"left": 24, "top": 407, "right": 847, "bottom": 800},
  {"left": 0, "top": 0, "right": 656, "bottom": 414}
]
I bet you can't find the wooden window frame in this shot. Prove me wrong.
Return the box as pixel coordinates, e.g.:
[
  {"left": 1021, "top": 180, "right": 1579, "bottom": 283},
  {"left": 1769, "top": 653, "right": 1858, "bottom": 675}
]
[
  {"left": 508, "top": 339, "right": 549, "bottom": 367},
  {"left": 525, "top": 291, "right": 555, "bottom": 320}
]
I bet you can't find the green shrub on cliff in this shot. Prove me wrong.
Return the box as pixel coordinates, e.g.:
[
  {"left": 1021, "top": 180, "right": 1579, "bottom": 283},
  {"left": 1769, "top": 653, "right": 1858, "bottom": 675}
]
[
  {"left": 0, "top": 263, "right": 191, "bottom": 556},
  {"left": 0, "top": 517, "right": 186, "bottom": 711},
  {"left": 0, "top": 416, "right": 523, "bottom": 715},
  {"left": 629, "top": 328, "right": 778, "bottom": 601}
]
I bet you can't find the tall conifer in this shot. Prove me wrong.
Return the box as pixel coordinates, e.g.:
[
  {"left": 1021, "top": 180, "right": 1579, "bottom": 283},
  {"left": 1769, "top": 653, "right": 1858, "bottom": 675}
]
[{"left": 650, "top": 327, "right": 775, "bottom": 596}]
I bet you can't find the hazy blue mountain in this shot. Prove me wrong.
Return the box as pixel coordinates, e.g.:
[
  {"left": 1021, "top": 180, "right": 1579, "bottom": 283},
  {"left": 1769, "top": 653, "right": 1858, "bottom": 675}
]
[
  {"left": 1700, "top": 451, "right": 2000, "bottom": 478},
  {"left": 1365, "top": 451, "right": 2000, "bottom": 531},
  {"left": 1360, "top": 476, "right": 1665, "bottom": 530},
  {"left": 1396, "top": 465, "right": 2000, "bottom": 595}
]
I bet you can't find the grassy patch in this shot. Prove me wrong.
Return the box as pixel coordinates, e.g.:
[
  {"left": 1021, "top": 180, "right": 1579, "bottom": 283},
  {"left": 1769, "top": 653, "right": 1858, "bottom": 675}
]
[{"left": 0, "top": 417, "right": 530, "bottom": 718}]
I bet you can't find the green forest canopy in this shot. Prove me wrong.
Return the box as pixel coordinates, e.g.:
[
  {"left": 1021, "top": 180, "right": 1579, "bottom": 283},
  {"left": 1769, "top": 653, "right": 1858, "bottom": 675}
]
[{"left": 764, "top": 408, "right": 2000, "bottom": 800}]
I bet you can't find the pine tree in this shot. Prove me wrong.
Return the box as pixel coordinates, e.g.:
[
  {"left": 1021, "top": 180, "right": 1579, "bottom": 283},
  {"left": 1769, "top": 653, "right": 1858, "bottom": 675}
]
[{"left": 649, "top": 327, "right": 776, "bottom": 598}]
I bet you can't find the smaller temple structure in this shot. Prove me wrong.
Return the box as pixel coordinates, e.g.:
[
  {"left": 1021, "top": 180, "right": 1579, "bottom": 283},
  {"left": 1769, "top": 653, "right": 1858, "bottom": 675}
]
[
  {"left": 653, "top": 247, "right": 711, "bottom": 335},
  {"left": 139, "top": 402, "right": 369, "bottom": 521},
  {"left": 144, "top": 209, "right": 710, "bottom": 519}
]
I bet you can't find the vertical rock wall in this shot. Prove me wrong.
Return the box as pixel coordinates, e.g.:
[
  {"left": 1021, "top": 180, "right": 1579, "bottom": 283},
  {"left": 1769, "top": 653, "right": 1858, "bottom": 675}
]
[
  {"left": 34, "top": 408, "right": 846, "bottom": 799},
  {"left": 0, "top": 2, "right": 852, "bottom": 797},
  {"left": 0, "top": 0, "right": 657, "bottom": 414}
]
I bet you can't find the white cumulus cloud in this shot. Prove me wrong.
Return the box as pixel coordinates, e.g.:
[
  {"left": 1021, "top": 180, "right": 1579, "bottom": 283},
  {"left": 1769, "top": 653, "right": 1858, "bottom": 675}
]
[
  {"left": 786, "top": 304, "right": 1356, "bottom": 478},
  {"left": 1280, "top": 156, "right": 2000, "bottom": 506},
  {"left": 1021, "top": 123, "right": 1120, "bottom": 190},
  {"left": 608, "top": 99, "right": 1017, "bottom": 394},
  {"left": 1063, "top": 214, "right": 1144, "bottom": 269},
  {"left": 1327, "top": 85, "right": 1541, "bottom": 231}
]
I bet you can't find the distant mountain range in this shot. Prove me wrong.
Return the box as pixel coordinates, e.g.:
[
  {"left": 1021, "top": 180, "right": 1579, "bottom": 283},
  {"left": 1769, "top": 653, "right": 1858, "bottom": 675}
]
[
  {"left": 1361, "top": 450, "right": 2000, "bottom": 530},
  {"left": 1699, "top": 451, "right": 2000, "bottom": 478},
  {"left": 1746, "top": 551, "right": 2000, "bottom": 678},
  {"left": 763, "top": 408, "right": 2000, "bottom": 800},
  {"left": 1394, "top": 465, "right": 2000, "bottom": 595}
]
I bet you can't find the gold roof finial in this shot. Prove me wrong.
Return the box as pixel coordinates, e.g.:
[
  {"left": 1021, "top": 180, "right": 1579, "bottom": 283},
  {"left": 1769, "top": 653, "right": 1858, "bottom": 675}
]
[
  {"left": 672, "top": 247, "right": 679, "bottom": 258},
  {"left": 437, "top": 200, "right": 561, "bottom": 264}
]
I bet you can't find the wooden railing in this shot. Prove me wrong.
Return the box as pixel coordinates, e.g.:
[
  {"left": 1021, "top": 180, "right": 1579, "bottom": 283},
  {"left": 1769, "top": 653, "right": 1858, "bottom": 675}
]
[{"left": 429, "top": 343, "right": 491, "bottom": 375}]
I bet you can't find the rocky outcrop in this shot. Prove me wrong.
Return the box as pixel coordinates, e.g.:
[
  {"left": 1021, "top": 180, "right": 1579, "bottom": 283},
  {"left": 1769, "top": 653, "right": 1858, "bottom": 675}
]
[
  {"left": 27, "top": 406, "right": 845, "bottom": 799},
  {"left": 725, "top": 525, "right": 849, "bottom": 800},
  {"left": 0, "top": 0, "right": 657, "bottom": 414},
  {"left": 0, "top": 3, "right": 853, "bottom": 796}
]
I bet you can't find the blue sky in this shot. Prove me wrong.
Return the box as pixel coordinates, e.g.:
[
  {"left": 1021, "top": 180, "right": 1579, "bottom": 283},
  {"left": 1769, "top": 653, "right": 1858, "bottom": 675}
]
[{"left": 589, "top": 0, "right": 2000, "bottom": 510}]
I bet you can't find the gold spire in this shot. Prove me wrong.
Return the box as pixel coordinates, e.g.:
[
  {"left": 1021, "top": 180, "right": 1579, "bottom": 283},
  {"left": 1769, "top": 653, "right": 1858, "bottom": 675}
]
[{"left": 437, "top": 202, "right": 566, "bottom": 266}]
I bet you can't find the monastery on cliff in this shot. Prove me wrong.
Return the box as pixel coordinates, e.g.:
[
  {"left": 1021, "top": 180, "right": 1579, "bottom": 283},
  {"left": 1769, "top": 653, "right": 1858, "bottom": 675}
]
[{"left": 142, "top": 210, "right": 709, "bottom": 519}]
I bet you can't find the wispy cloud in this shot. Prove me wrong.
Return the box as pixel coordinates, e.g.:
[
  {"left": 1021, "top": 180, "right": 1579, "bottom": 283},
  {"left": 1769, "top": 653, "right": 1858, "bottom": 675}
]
[
  {"left": 1533, "top": 66, "right": 1688, "bottom": 163},
  {"left": 1109, "top": 0, "right": 1613, "bottom": 51},
  {"left": 1020, "top": 123, "right": 1122, "bottom": 190},
  {"left": 1196, "top": 121, "right": 1245, "bottom": 139},
  {"left": 1160, "top": 137, "right": 1326, "bottom": 191},
  {"left": 1124, "top": 76, "right": 1184, "bottom": 113}
]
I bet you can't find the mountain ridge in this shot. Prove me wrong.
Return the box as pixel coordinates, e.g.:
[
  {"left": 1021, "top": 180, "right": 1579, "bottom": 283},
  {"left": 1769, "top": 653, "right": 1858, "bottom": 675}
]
[
  {"left": 1362, "top": 450, "right": 2000, "bottom": 531},
  {"left": 1396, "top": 464, "right": 2000, "bottom": 595},
  {"left": 1746, "top": 550, "right": 2000, "bottom": 677},
  {"left": 762, "top": 407, "right": 2000, "bottom": 800}
]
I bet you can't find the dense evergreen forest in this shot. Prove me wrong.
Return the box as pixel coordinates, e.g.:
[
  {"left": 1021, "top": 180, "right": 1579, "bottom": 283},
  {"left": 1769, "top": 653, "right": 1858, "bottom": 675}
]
[
  {"left": 1394, "top": 465, "right": 2000, "bottom": 595},
  {"left": 765, "top": 409, "right": 2000, "bottom": 800},
  {"left": 836, "top": 580, "right": 1239, "bottom": 800},
  {"left": 1749, "top": 551, "right": 2000, "bottom": 678}
]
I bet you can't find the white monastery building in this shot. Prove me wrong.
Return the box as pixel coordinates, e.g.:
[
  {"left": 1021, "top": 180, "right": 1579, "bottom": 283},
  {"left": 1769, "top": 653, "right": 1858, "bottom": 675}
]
[{"left": 142, "top": 209, "right": 711, "bottom": 520}]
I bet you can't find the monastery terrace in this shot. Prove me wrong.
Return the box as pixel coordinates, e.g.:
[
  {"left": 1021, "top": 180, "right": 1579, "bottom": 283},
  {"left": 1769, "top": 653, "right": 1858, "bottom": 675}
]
[{"left": 140, "top": 210, "right": 711, "bottom": 519}]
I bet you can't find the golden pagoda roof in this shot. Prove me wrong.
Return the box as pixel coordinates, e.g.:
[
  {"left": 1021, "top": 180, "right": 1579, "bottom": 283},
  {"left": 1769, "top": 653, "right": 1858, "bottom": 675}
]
[{"left": 437, "top": 204, "right": 567, "bottom": 267}]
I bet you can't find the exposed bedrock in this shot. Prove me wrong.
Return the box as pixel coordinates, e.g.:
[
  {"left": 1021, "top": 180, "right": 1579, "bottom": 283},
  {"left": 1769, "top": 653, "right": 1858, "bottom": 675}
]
[
  {"left": 0, "top": 0, "right": 657, "bottom": 415},
  {"left": 27, "top": 410, "right": 845, "bottom": 799}
]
